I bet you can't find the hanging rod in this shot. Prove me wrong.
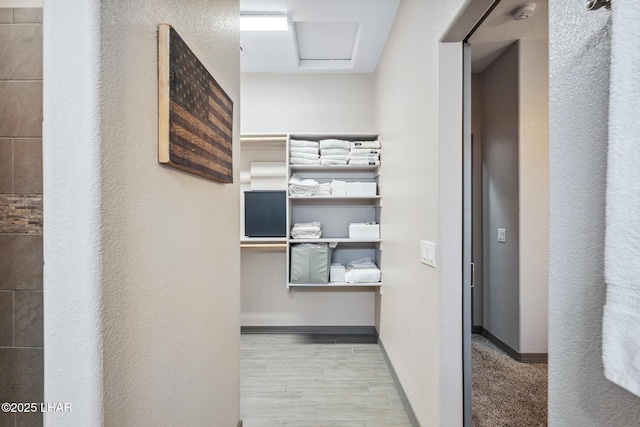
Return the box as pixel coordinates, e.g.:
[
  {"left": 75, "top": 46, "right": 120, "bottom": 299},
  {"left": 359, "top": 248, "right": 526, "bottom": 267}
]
[{"left": 586, "top": 0, "right": 611, "bottom": 11}]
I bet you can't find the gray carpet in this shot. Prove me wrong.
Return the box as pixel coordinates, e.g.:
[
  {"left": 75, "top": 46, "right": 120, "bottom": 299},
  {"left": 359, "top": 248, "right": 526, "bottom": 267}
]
[{"left": 472, "top": 334, "right": 547, "bottom": 427}]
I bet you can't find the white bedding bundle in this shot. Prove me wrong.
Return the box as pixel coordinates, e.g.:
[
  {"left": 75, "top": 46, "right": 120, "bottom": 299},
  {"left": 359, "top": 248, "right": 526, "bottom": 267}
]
[
  {"left": 291, "top": 221, "right": 322, "bottom": 239},
  {"left": 344, "top": 258, "right": 381, "bottom": 283}
]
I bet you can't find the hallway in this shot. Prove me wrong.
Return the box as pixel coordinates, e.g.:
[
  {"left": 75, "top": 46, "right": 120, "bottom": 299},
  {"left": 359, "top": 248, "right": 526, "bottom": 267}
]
[{"left": 240, "top": 334, "right": 412, "bottom": 426}]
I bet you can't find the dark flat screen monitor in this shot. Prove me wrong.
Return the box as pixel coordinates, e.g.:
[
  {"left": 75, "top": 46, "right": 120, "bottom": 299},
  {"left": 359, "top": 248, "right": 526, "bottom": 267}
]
[{"left": 244, "top": 191, "right": 286, "bottom": 237}]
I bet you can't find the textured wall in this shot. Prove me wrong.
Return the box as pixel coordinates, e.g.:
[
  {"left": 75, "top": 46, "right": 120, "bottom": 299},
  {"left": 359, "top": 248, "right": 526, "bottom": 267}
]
[
  {"left": 43, "top": 0, "right": 241, "bottom": 425},
  {"left": 549, "top": 2, "right": 640, "bottom": 425},
  {"left": 0, "top": 7, "right": 43, "bottom": 427},
  {"left": 373, "top": 0, "right": 466, "bottom": 424},
  {"left": 481, "top": 42, "right": 520, "bottom": 352},
  {"left": 240, "top": 73, "right": 376, "bottom": 327}
]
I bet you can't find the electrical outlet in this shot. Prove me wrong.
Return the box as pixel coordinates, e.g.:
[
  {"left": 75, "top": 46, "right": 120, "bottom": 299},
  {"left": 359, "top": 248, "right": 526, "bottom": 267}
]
[{"left": 497, "top": 228, "right": 507, "bottom": 243}]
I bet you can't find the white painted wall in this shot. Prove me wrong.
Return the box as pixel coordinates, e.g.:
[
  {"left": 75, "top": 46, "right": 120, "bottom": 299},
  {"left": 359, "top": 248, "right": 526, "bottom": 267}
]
[
  {"left": 549, "top": 1, "right": 640, "bottom": 425},
  {"left": 518, "top": 39, "right": 548, "bottom": 354},
  {"left": 240, "top": 73, "right": 376, "bottom": 326},
  {"left": 241, "top": 73, "right": 375, "bottom": 134},
  {"left": 481, "top": 42, "right": 521, "bottom": 351},
  {"left": 44, "top": 0, "right": 241, "bottom": 426},
  {"left": 43, "top": 1, "right": 103, "bottom": 424},
  {"left": 374, "top": 0, "right": 466, "bottom": 423}
]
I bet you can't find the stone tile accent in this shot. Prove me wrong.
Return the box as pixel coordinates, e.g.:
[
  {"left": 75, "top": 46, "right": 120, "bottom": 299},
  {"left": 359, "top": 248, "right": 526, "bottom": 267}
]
[
  {"left": 0, "top": 82, "right": 43, "bottom": 137},
  {"left": 12, "top": 8, "right": 42, "bottom": 24},
  {"left": 0, "top": 291, "right": 13, "bottom": 346},
  {"left": 0, "top": 25, "right": 14, "bottom": 80},
  {"left": 14, "top": 24, "right": 42, "bottom": 80},
  {"left": 0, "top": 235, "right": 43, "bottom": 290},
  {"left": 14, "top": 139, "right": 42, "bottom": 194},
  {"left": 0, "top": 139, "right": 12, "bottom": 193},
  {"left": 15, "top": 291, "right": 42, "bottom": 347},
  {"left": 0, "top": 348, "right": 44, "bottom": 403},
  {"left": 0, "top": 194, "right": 43, "bottom": 234},
  {"left": 0, "top": 8, "right": 12, "bottom": 24}
]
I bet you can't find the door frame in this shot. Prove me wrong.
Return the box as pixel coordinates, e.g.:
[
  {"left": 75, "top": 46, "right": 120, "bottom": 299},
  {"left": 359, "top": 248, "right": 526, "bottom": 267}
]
[{"left": 437, "top": 1, "right": 498, "bottom": 425}]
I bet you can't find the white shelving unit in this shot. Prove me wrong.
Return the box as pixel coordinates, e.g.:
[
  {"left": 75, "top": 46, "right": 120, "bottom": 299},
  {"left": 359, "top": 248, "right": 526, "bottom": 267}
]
[
  {"left": 285, "top": 133, "right": 382, "bottom": 291},
  {"left": 240, "top": 133, "right": 382, "bottom": 291}
]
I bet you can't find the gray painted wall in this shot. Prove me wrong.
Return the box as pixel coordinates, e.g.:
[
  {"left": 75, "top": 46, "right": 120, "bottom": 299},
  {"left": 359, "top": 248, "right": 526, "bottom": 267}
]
[
  {"left": 549, "top": 2, "right": 640, "bottom": 425},
  {"left": 471, "top": 73, "right": 483, "bottom": 328},
  {"left": 481, "top": 42, "right": 520, "bottom": 351}
]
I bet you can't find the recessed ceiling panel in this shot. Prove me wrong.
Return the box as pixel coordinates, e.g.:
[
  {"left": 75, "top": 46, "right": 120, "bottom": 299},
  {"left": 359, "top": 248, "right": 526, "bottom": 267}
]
[
  {"left": 295, "top": 22, "right": 358, "bottom": 60},
  {"left": 240, "top": 0, "right": 400, "bottom": 73}
]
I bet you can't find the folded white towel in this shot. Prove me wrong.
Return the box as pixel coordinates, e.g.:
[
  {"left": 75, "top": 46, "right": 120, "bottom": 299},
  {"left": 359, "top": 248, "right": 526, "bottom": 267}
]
[
  {"left": 603, "top": 0, "right": 640, "bottom": 398},
  {"left": 321, "top": 158, "right": 348, "bottom": 166},
  {"left": 350, "top": 148, "right": 381, "bottom": 155},
  {"left": 320, "top": 139, "right": 351, "bottom": 150},
  {"left": 289, "top": 157, "right": 321, "bottom": 165},
  {"left": 290, "top": 139, "right": 319, "bottom": 148},
  {"left": 321, "top": 148, "right": 350, "bottom": 155},
  {"left": 290, "top": 152, "right": 320, "bottom": 161},
  {"left": 288, "top": 175, "right": 317, "bottom": 186},
  {"left": 315, "top": 183, "right": 331, "bottom": 196},
  {"left": 292, "top": 221, "right": 321, "bottom": 230},
  {"left": 290, "top": 146, "right": 320, "bottom": 154},
  {"left": 349, "top": 160, "right": 380, "bottom": 166},
  {"left": 321, "top": 154, "right": 350, "bottom": 161},
  {"left": 349, "top": 154, "right": 380, "bottom": 160},
  {"left": 351, "top": 140, "right": 380, "bottom": 149},
  {"left": 291, "top": 221, "right": 322, "bottom": 239}
]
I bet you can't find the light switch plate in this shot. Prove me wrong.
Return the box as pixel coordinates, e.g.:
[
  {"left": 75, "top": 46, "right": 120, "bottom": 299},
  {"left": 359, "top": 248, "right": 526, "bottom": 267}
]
[
  {"left": 497, "top": 228, "right": 506, "bottom": 243},
  {"left": 420, "top": 240, "right": 436, "bottom": 268}
]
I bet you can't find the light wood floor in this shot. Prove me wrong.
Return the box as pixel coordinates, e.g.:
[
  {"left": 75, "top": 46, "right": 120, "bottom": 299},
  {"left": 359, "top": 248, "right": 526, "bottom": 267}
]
[{"left": 240, "top": 334, "right": 413, "bottom": 427}]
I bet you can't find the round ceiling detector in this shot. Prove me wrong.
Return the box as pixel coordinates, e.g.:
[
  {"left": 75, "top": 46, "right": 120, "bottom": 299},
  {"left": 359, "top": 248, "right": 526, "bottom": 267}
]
[{"left": 513, "top": 3, "right": 536, "bottom": 20}]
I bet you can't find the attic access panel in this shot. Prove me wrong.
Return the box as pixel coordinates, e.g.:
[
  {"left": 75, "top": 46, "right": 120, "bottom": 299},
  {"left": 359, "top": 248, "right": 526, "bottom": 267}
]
[{"left": 295, "top": 21, "right": 358, "bottom": 60}]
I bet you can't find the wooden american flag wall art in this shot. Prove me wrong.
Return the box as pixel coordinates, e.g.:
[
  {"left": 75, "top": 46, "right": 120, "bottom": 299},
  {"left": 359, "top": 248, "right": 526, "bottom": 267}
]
[{"left": 158, "top": 24, "right": 233, "bottom": 183}]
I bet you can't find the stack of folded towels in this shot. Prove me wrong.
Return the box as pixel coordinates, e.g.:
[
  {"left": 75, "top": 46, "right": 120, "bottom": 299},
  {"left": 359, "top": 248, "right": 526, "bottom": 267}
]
[
  {"left": 290, "top": 139, "right": 382, "bottom": 167},
  {"left": 290, "top": 140, "right": 320, "bottom": 165},
  {"left": 344, "top": 258, "right": 381, "bottom": 283},
  {"left": 290, "top": 221, "right": 322, "bottom": 239},
  {"left": 289, "top": 174, "right": 331, "bottom": 197},
  {"left": 319, "top": 139, "right": 350, "bottom": 166},
  {"left": 349, "top": 140, "right": 381, "bottom": 166}
]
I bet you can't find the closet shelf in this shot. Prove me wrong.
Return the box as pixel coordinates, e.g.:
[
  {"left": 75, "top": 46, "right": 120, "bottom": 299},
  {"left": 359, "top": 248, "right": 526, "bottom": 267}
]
[
  {"left": 290, "top": 165, "right": 379, "bottom": 172},
  {"left": 241, "top": 237, "right": 287, "bottom": 243},
  {"left": 287, "top": 282, "right": 382, "bottom": 288},
  {"left": 289, "top": 238, "right": 381, "bottom": 244},
  {"left": 289, "top": 195, "right": 381, "bottom": 200}
]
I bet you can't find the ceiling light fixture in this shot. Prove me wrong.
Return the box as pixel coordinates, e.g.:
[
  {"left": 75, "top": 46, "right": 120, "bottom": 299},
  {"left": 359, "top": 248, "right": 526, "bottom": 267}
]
[
  {"left": 512, "top": 3, "right": 536, "bottom": 21},
  {"left": 240, "top": 14, "right": 288, "bottom": 32}
]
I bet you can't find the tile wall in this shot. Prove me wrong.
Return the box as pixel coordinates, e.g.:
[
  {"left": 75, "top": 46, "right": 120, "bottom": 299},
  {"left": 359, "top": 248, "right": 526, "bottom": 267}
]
[{"left": 0, "top": 7, "right": 44, "bottom": 427}]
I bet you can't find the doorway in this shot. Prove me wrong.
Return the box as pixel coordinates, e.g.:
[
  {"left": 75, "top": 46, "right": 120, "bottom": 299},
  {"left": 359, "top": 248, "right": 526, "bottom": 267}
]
[{"left": 458, "top": 1, "right": 550, "bottom": 425}]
